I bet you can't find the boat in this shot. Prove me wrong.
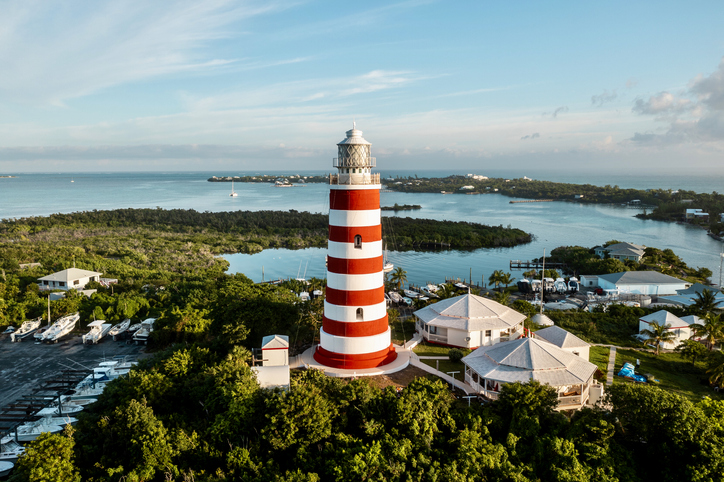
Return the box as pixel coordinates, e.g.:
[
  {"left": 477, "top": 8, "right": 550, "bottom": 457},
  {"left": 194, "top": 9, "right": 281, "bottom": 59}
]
[
  {"left": 403, "top": 289, "right": 420, "bottom": 299},
  {"left": 230, "top": 180, "right": 238, "bottom": 197},
  {"left": 402, "top": 297, "right": 414, "bottom": 306},
  {"left": 0, "top": 461, "right": 13, "bottom": 477},
  {"left": 388, "top": 291, "right": 403, "bottom": 304},
  {"left": 0, "top": 440, "right": 24, "bottom": 463},
  {"left": 312, "top": 289, "right": 323, "bottom": 299},
  {"left": 453, "top": 282, "right": 467, "bottom": 289},
  {"left": 530, "top": 279, "right": 542, "bottom": 292},
  {"left": 2, "top": 326, "right": 14, "bottom": 335},
  {"left": 39, "top": 415, "right": 78, "bottom": 427},
  {"left": 299, "top": 291, "right": 310, "bottom": 302},
  {"left": 554, "top": 278, "right": 568, "bottom": 293},
  {"left": 33, "top": 326, "right": 49, "bottom": 341},
  {"left": 41, "top": 312, "right": 80, "bottom": 343},
  {"left": 8, "top": 419, "right": 65, "bottom": 442},
  {"left": 567, "top": 278, "right": 579, "bottom": 292},
  {"left": 10, "top": 317, "right": 42, "bottom": 342},
  {"left": 133, "top": 318, "right": 156, "bottom": 345},
  {"left": 424, "top": 284, "right": 439, "bottom": 294},
  {"left": 128, "top": 323, "right": 142, "bottom": 333},
  {"left": 82, "top": 320, "right": 112, "bottom": 344},
  {"left": 108, "top": 318, "right": 131, "bottom": 340},
  {"left": 383, "top": 261, "right": 393, "bottom": 273},
  {"left": 35, "top": 401, "right": 84, "bottom": 417}
]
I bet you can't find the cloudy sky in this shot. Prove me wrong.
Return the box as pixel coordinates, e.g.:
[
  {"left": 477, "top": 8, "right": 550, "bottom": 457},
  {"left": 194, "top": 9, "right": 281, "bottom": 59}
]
[{"left": 1, "top": 0, "right": 723, "bottom": 173}]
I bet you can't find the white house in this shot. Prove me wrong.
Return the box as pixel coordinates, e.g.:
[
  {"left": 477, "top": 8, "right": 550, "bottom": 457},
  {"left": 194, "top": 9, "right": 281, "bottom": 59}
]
[
  {"left": 597, "top": 271, "right": 690, "bottom": 296},
  {"left": 37, "top": 268, "right": 103, "bottom": 291},
  {"left": 686, "top": 209, "right": 709, "bottom": 221},
  {"left": 252, "top": 334, "right": 291, "bottom": 390},
  {"left": 413, "top": 293, "right": 526, "bottom": 349},
  {"left": 462, "top": 336, "right": 600, "bottom": 410},
  {"left": 533, "top": 325, "right": 591, "bottom": 360},
  {"left": 593, "top": 242, "right": 646, "bottom": 262},
  {"left": 579, "top": 275, "right": 599, "bottom": 288},
  {"left": 638, "top": 311, "right": 695, "bottom": 349}
]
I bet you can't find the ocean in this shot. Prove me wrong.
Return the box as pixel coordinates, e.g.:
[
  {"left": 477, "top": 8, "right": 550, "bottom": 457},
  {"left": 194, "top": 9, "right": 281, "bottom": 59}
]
[{"left": 1, "top": 171, "right": 722, "bottom": 286}]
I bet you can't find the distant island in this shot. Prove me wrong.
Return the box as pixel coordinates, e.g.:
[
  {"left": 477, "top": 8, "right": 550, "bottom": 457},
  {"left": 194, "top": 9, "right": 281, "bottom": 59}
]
[
  {"left": 208, "top": 174, "right": 328, "bottom": 183},
  {"left": 381, "top": 204, "right": 421, "bottom": 212},
  {"left": 0, "top": 175, "right": 17, "bottom": 178}
]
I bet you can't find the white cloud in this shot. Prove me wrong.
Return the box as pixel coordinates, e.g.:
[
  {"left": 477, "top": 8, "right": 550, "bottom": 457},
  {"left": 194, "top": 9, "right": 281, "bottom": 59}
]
[
  {"left": 632, "top": 92, "right": 691, "bottom": 115},
  {"left": 591, "top": 89, "right": 617, "bottom": 106}
]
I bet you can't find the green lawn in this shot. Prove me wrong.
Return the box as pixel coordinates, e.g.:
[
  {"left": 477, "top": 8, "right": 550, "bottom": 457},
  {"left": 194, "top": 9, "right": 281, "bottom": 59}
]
[
  {"left": 589, "top": 345, "right": 610, "bottom": 374},
  {"left": 389, "top": 317, "right": 416, "bottom": 346},
  {"left": 420, "top": 359, "right": 466, "bottom": 378},
  {"left": 413, "top": 342, "right": 472, "bottom": 357},
  {"left": 614, "top": 348, "right": 722, "bottom": 401}
]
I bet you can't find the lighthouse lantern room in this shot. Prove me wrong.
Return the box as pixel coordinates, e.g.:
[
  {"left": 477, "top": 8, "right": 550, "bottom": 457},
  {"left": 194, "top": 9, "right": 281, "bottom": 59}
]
[{"left": 313, "top": 125, "right": 397, "bottom": 369}]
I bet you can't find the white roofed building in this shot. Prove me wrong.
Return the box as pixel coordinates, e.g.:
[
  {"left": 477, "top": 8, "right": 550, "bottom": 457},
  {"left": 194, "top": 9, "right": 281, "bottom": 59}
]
[
  {"left": 462, "top": 336, "right": 599, "bottom": 410},
  {"left": 413, "top": 293, "right": 526, "bottom": 349},
  {"left": 638, "top": 310, "right": 696, "bottom": 349},
  {"left": 533, "top": 325, "right": 590, "bottom": 360},
  {"left": 37, "top": 268, "right": 103, "bottom": 291},
  {"left": 593, "top": 242, "right": 646, "bottom": 262},
  {"left": 598, "top": 271, "right": 690, "bottom": 296}
]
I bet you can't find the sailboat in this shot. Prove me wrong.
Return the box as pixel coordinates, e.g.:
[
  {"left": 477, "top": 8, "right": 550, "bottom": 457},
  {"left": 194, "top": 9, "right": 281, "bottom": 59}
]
[
  {"left": 383, "top": 243, "right": 393, "bottom": 273},
  {"left": 229, "top": 180, "right": 238, "bottom": 197}
]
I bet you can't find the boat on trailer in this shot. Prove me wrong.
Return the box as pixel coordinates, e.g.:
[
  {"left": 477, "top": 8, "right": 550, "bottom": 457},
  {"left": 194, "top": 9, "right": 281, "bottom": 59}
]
[
  {"left": 108, "top": 318, "right": 131, "bottom": 340},
  {"left": 10, "top": 317, "right": 42, "bottom": 342}
]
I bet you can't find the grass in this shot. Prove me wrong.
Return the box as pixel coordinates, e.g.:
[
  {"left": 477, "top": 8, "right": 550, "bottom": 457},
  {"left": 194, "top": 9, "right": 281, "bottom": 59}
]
[
  {"left": 589, "top": 345, "right": 611, "bottom": 374},
  {"left": 389, "top": 317, "right": 416, "bottom": 346},
  {"left": 419, "top": 359, "right": 465, "bottom": 378},
  {"left": 613, "top": 348, "right": 722, "bottom": 401},
  {"left": 413, "top": 342, "right": 472, "bottom": 357}
]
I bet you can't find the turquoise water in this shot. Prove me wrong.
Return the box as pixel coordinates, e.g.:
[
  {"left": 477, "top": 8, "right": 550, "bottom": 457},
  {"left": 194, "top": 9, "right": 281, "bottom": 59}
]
[{"left": 1, "top": 171, "right": 722, "bottom": 286}]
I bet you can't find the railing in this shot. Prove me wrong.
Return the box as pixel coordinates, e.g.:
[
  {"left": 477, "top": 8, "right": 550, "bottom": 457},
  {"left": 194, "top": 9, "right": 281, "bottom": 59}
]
[
  {"left": 329, "top": 173, "right": 380, "bottom": 185},
  {"left": 556, "top": 394, "right": 583, "bottom": 406},
  {"left": 333, "top": 157, "right": 377, "bottom": 168},
  {"left": 426, "top": 333, "right": 448, "bottom": 344}
]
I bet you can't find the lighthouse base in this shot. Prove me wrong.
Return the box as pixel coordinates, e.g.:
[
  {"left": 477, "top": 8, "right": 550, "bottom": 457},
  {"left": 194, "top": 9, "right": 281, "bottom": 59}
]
[
  {"left": 313, "top": 344, "right": 397, "bottom": 369},
  {"left": 302, "top": 345, "right": 408, "bottom": 377}
]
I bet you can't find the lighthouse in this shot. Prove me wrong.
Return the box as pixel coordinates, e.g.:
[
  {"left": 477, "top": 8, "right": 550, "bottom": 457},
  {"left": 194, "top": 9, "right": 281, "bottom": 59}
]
[{"left": 313, "top": 125, "right": 397, "bottom": 369}]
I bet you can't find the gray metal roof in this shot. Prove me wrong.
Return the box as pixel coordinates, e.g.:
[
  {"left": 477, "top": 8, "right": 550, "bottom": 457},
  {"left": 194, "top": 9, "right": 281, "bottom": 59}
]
[
  {"left": 337, "top": 125, "right": 371, "bottom": 146},
  {"left": 639, "top": 310, "right": 692, "bottom": 328},
  {"left": 598, "top": 271, "right": 685, "bottom": 285},
  {"left": 37, "top": 268, "right": 103, "bottom": 282},
  {"left": 534, "top": 326, "right": 590, "bottom": 349},
  {"left": 462, "top": 337, "right": 597, "bottom": 387},
  {"left": 413, "top": 293, "right": 526, "bottom": 331}
]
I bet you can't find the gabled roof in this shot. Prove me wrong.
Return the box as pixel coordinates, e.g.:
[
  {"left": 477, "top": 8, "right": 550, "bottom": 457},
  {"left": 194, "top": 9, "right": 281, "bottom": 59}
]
[
  {"left": 639, "top": 310, "right": 692, "bottom": 328},
  {"left": 413, "top": 293, "right": 526, "bottom": 331},
  {"left": 677, "top": 283, "right": 722, "bottom": 295},
  {"left": 534, "top": 326, "right": 590, "bottom": 349},
  {"left": 462, "top": 337, "right": 597, "bottom": 386},
  {"left": 680, "top": 315, "right": 704, "bottom": 326},
  {"left": 262, "top": 334, "right": 289, "bottom": 349},
  {"left": 38, "top": 268, "right": 103, "bottom": 282},
  {"left": 599, "top": 271, "right": 685, "bottom": 286}
]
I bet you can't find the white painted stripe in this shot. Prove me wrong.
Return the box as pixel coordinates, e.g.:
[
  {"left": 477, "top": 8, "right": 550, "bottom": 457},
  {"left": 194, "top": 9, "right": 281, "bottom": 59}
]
[
  {"left": 324, "top": 301, "right": 387, "bottom": 322},
  {"left": 320, "top": 328, "right": 391, "bottom": 354},
  {"left": 329, "top": 209, "right": 381, "bottom": 227},
  {"left": 328, "top": 240, "right": 382, "bottom": 259},
  {"left": 330, "top": 184, "right": 381, "bottom": 191},
  {"left": 327, "top": 272, "right": 383, "bottom": 291}
]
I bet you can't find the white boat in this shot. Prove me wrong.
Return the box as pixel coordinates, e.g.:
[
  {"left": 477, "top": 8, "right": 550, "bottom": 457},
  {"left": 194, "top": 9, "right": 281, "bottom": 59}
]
[
  {"left": 568, "top": 279, "right": 579, "bottom": 291},
  {"left": 133, "top": 318, "right": 156, "bottom": 344},
  {"left": 402, "top": 297, "right": 414, "bottom": 306},
  {"left": 82, "top": 320, "right": 112, "bottom": 344},
  {"left": 40, "top": 415, "right": 78, "bottom": 427},
  {"left": 10, "top": 317, "right": 42, "bottom": 342},
  {"left": 554, "top": 278, "right": 568, "bottom": 293},
  {"left": 403, "top": 289, "right": 420, "bottom": 299},
  {"left": 312, "top": 289, "right": 323, "bottom": 298},
  {"left": 41, "top": 312, "right": 79, "bottom": 343},
  {"left": 10, "top": 418, "right": 65, "bottom": 442},
  {"left": 33, "top": 326, "right": 49, "bottom": 341},
  {"left": 128, "top": 323, "right": 142, "bottom": 333},
  {"left": 530, "top": 279, "right": 542, "bottom": 292},
  {"left": 230, "top": 180, "right": 238, "bottom": 197},
  {"left": 388, "top": 291, "right": 403, "bottom": 304},
  {"left": 36, "top": 401, "right": 84, "bottom": 417},
  {"left": 299, "top": 291, "right": 310, "bottom": 302},
  {"left": 0, "top": 460, "right": 13, "bottom": 477},
  {"left": 0, "top": 440, "right": 24, "bottom": 463},
  {"left": 2, "top": 326, "right": 14, "bottom": 335},
  {"left": 454, "top": 282, "right": 467, "bottom": 289},
  {"left": 108, "top": 318, "right": 131, "bottom": 340},
  {"left": 383, "top": 262, "right": 394, "bottom": 273},
  {"left": 424, "top": 284, "right": 439, "bottom": 294}
]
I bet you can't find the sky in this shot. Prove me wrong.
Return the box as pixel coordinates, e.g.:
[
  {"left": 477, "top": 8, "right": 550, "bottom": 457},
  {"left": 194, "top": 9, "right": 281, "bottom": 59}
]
[{"left": 1, "top": 0, "right": 724, "bottom": 173}]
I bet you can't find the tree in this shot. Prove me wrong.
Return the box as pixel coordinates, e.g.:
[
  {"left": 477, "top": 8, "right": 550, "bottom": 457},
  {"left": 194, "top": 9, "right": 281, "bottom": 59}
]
[
  {"left": 499, "top": 272, "right": 516, "bottom": 290},
  {"left": 389, "top": 267, "right": 407, "bottom": 291},
  {"left": 488, "top": 270, "right": 504, "bottom": 292},
  {"left": 495, "top": 291, "right": 511, "bottom": 306},
  {"left": 640, "top": 321, "right": 676, "bottom": 355},
  {"left": 9, "top": 427, "right": 80, "bottom": 482},
  {"left": 675, "top": 339, "right": 708, "bottom": 364},
  {"left": 693, "top": 288, "right": 723, "bottom": 313},
  {"left": 692, "top": 313, "right": 724, "bottom": 350}
]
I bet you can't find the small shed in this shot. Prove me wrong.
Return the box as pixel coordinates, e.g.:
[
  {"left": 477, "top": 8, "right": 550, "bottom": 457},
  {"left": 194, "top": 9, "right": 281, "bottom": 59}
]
[{"left": 261, "top": 334, "right": 290, "bottom": 366}]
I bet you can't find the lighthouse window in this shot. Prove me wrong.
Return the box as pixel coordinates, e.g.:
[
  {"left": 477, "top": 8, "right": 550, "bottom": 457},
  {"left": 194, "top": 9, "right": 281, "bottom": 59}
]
[
  {"left": 356, "top": 308, "right": 363, "bottom": 320},
  {"left": 354, "top": 235, "right": 362, "bottom": 249}
]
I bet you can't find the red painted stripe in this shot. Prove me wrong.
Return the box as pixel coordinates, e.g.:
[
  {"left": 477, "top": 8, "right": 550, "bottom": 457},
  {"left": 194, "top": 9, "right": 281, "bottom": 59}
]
[
  {"left": 330, "top": 190, "right": 380, "bottom": 211},
  {"left": 328, "top": 225, "right": 381, "bottom": 243},
  {"left": 314, "top": 345, "right": 397, "bottom": 369},
  {"left": 326, "top": 287, "right": 384, "bottom": 306},
  {"left": 327, "top": 256, "right": 383, "bottom": 275},
  {"left": 322, "top": 316, "right": 389, "bottom": 337}
]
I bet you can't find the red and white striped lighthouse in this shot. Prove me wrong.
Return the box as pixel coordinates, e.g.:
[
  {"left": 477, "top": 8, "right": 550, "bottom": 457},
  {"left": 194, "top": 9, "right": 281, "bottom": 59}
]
[{"left": 314, "top": 125, "right": 397, "bottom": 369}]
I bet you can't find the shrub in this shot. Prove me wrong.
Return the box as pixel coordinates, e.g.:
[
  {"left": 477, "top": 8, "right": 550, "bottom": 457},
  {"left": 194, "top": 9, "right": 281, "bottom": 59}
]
[{"left": 448, "top": 348, "right": 464, "bottom": 363}]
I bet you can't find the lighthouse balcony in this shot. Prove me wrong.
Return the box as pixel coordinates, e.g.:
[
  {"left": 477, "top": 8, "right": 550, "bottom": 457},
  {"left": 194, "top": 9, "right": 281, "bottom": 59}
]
[{"left": 330, "top": 173, "right": 380, "bottom": 185}]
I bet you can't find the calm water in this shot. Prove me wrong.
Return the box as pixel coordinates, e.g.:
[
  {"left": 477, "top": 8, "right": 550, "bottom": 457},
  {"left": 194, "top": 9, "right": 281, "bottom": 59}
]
[{"left": 1, "top": 171, "right": 722, "bottom": 286}]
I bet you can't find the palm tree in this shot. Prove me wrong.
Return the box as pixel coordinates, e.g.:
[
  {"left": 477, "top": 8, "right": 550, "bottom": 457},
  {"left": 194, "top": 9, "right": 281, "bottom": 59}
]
[
  {"left": 389, "top": 267, "right": 408, "bottom": 291},
  {"left": 488, "top": 270, "right": 504, "bottom": 292},
  {"left": 495, "top": 291, "right": 511, "bottom": 306},
  {"left": 500, "top": 272, "right": 516, "bottom": 291},
  {"left": 437, "top": 283, "right": 455, "bottom": 299},
  {"left": 692, "top": 313, "right": 724, "bottom": 350},
  {"left": 640, "top": 321, "right": 677, "bottom": 355},
  {"left": 707, "top": 352, "right": 724, "bottom": 389},
  {"left": 693, "top": 289, "right": 723, "bottom": 313}
]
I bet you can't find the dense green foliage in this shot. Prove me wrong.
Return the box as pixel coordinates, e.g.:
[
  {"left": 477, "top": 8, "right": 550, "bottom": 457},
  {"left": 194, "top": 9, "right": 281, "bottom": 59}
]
[
  {"left": 381, "top": 204, "right": 422, "bottom": 211},
  {"left": 387, "top": 175, "right": 724, "bottom": 231}
]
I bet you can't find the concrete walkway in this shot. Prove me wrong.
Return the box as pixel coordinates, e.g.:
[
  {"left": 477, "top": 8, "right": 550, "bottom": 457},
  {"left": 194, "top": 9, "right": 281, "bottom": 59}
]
[
  {"left": 409, "top": 352, "right": 475, "bottom": 395},
  {"left": 606, "top": 347, "right": 617, "bottom": 386},
  {"left": 417, "top": 356, "right": 449, "bottom": 360}
]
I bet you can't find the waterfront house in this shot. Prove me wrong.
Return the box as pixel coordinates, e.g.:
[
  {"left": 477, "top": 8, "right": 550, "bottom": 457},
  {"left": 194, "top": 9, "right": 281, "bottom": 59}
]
[
  {"left": 462, "top": 336, "right": 599, "bottom": 410},
  {"left": 638, "top": 310, "right": 695, "bottom": 349},
  {"left": 686, "top": 209, "right": 709, "bottom": 221},
  {"left": 597, "top": 271, "right": 689, "bottom": 296},
  {"left": 593, "top": 242, "right": 646, "bottom": 262},
  {"left": 413, "top": 293, "right": 526, "bottom": 349},
  {"left": 533, "top": 325, "right": 590, "bottom": 360},
  {"left": 37, "top": 268, "right": 103, "bottom": 291}
]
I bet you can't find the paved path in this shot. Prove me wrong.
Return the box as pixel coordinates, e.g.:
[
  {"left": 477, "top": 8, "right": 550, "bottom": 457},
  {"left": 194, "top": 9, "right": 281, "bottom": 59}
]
[
  {"left": 606, "top": 346, "right": 617, "bottom": 386},
  {"left": 417, "top": 356, "right": 449, "bottom": 360},
  {"left": 409, "top": 353, "right": 474, "bottom": 395}
]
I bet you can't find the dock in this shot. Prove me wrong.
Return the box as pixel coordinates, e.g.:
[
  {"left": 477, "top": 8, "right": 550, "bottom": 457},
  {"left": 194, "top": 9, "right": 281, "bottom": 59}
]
[
  {"left": 509, "top": 260, "right": 567, "bottom": 270},
  {"left": 509, "top": 199, "right": 554, "bottom": 204}
]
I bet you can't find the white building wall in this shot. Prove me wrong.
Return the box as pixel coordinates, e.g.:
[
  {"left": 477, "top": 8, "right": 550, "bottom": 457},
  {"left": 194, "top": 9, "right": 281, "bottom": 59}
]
[{"left": 600, "top": 280, "right": 688, "bottom": 296}]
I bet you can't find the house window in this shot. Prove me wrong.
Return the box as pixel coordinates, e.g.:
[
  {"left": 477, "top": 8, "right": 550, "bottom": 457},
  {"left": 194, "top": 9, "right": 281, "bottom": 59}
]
[
  {"left": 59, "top": 282, "right": 66, "bottom": 287},
  {"left": 43, "top": 281, "right": 49, "bottom": 285},
  {"left": 573, "top": 351, "right": 580, "bottom": 357},
  {"left": 354, "top": 235, "right": 362, "bottom": 249},
  {"left": 356, "top": 308, "right": 363, "bottom": 320},
  {"left": 74, "top": 280, "right": 80, "bottom": 285},
  {"left": 485, "top": 330, "right": 491, "bottom": 337},
  {"left": 429, "top": 326, "right": 437, "bottom": 335}
]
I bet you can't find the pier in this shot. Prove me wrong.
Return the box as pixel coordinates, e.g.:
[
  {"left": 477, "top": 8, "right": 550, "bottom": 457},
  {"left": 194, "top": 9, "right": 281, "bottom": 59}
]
[
  {"left": 509, "top": 260, "right": 567, "bottom": 270},
  {"left": 509, "top": 199, "right": 554, "bottom": 204}
]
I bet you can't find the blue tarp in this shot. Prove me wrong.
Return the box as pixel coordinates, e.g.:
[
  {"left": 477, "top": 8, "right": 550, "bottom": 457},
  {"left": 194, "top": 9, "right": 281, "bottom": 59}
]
[{"left": 617, "top": 362, "right": 647, "bottom": 383}]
